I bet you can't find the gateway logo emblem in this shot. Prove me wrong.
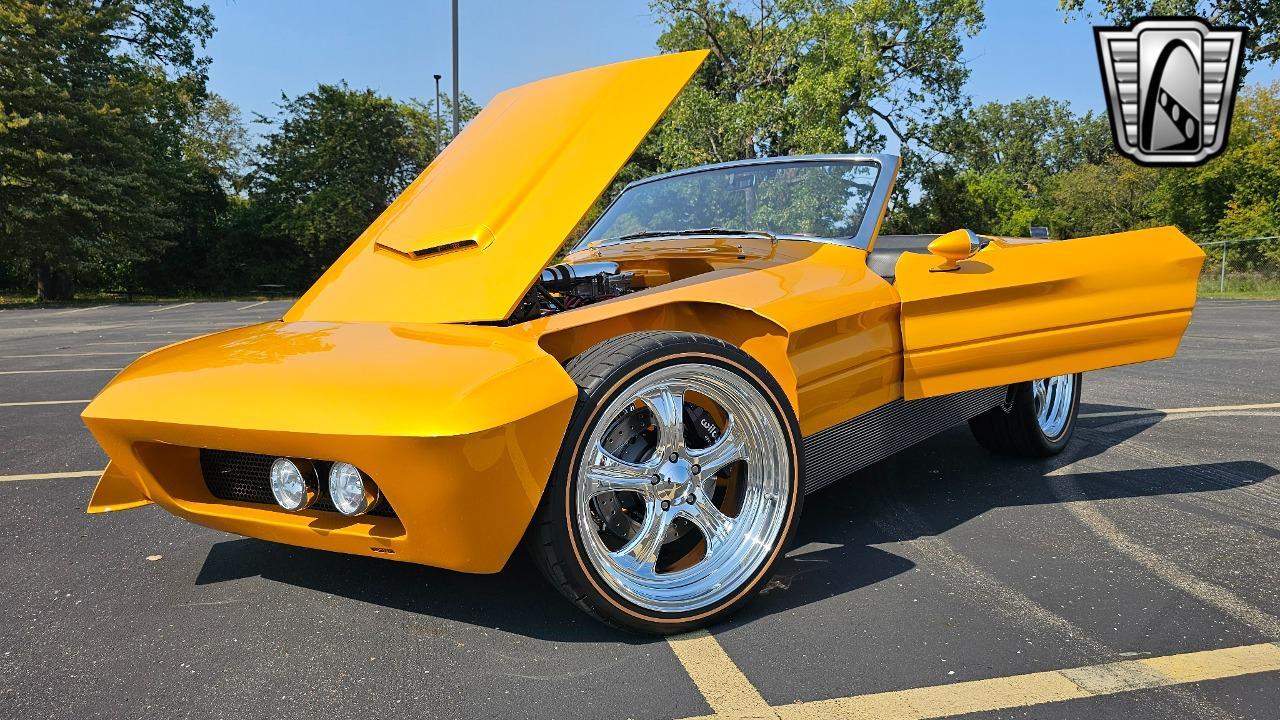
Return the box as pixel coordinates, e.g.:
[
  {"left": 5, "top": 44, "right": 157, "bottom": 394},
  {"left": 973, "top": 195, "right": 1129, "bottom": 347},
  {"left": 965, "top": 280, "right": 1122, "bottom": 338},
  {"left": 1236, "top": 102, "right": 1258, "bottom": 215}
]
[{"left": 1095, "top": 17, "right": 1245, "bottom": 166}]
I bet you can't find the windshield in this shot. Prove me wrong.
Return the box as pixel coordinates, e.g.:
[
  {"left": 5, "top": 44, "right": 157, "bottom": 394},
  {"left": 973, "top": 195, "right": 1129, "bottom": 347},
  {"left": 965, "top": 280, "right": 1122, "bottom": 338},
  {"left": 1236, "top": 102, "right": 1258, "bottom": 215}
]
[{"left": 577, "top": 159, "right": 881, "bottom": 250}]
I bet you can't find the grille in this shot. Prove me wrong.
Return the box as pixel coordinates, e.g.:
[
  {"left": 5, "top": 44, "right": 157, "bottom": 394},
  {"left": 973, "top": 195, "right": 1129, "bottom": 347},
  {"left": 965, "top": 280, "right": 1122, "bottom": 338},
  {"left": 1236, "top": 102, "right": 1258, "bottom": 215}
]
[{"left": 199, "top": 449, "right": 398, "bottom": 518}]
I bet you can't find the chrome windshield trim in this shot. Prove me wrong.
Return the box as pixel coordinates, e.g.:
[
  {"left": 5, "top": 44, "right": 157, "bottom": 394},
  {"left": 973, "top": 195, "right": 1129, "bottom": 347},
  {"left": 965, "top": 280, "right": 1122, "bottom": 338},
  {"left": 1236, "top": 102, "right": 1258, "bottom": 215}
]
[{"left": 584, "top": 153, "right": 901, "bottom": 252}]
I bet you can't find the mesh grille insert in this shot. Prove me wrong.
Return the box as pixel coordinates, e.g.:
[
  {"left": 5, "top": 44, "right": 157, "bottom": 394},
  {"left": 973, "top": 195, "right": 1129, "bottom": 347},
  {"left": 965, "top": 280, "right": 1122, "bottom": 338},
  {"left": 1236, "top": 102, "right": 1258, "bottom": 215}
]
[{"left": 199, "top": 449, "right": 398, "bottom": 518}]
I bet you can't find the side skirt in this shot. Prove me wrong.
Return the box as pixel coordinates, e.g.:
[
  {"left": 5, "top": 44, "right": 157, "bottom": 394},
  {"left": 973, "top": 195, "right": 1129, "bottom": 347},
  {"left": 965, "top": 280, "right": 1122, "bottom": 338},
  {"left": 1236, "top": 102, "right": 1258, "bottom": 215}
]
[{"left": 801, "top": 385, "right": 1007, "bottom": 494}]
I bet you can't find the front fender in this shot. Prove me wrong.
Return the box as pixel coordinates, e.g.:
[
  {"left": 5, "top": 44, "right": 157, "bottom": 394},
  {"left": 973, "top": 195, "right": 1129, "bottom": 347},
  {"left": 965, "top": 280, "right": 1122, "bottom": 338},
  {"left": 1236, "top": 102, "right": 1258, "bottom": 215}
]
[{"left": 81, "top": 321, "right": 580, "bottom": 572}]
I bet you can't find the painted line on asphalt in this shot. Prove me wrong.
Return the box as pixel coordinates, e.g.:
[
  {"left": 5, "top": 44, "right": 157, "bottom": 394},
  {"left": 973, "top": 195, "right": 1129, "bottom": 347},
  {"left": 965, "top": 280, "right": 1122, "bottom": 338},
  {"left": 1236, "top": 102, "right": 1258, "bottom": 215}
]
[
  {"left": 238, "top": 300, "right": 268, "bottom": 310},
  {"left": 672, "top": 639, "right": 1280, "bottom": 720},
  {"left": 1080, "top": 401, "right": 1280, "bottom": 419},
  {"left": 149, "top": 302, "right": 195, "bottom": 313},
  {"left": 53, "top": 304, "right": 109, "bottom": 316},
  {"left": 0, "top": 469, "right": 102, "bottom": 483},
  {"left": 0, "top": 399, "right": 90, "bottom": 408},
  {"left": 666, "top": 630, "right": 772, "bottom": 718},
  {"left": 1, "top": 351, "right": 141, "bottom": 358},
  {"left": 0, "top": 368, "right": 122, "bottom": 375},
  {"left": 82, "top": 341, "right": 166, "bottom": 346},
  {"left": 1051, "top": 466, "right": 1280, "bottom": 638}
]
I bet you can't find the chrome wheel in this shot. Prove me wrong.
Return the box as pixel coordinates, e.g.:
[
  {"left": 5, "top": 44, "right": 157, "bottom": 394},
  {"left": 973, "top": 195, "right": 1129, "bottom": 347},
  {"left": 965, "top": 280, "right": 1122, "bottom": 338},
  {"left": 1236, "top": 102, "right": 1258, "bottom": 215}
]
[
  {"left": 575, "top": 362, "right": 791, "bottom": 614},
  {"left": 1032, "top": 374, "right": 1076, "bottom": 439}
]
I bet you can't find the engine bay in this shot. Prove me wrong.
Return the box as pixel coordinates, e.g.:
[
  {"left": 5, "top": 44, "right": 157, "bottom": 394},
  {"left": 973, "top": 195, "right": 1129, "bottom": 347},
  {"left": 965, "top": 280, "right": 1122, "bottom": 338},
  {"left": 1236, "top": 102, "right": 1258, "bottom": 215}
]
[{"left": 510, "top": 261, "right": 639, "bottom": 322}]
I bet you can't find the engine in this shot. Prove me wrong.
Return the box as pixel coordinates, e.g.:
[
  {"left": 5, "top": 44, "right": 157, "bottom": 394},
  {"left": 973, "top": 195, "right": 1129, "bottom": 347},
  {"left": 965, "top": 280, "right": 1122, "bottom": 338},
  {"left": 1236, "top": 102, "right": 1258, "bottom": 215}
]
[{"left": 509, "top": 261, "right": 636, "bottom": 322}]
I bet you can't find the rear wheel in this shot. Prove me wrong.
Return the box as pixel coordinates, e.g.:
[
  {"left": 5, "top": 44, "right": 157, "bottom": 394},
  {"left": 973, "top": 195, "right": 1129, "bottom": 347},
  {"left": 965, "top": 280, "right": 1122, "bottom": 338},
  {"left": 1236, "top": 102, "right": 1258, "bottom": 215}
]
[
  {"left": 968, "top": 373, "right": 1082, "bottom": 457},
  {"left": 526, "top": 332, "right": 802, "bottom": 634}
]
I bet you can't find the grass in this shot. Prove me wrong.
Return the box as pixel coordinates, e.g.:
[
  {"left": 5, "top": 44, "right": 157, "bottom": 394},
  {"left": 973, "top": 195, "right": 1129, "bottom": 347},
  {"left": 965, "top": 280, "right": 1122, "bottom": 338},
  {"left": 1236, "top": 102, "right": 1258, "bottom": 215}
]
[{"left": 1197, "top": 273, "right": 1280, "bottom": 300}]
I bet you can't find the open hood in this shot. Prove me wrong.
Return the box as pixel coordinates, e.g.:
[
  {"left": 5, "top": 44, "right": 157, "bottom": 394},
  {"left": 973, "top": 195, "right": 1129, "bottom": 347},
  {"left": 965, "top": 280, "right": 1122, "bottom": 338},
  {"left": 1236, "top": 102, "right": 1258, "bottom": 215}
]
[{"left": 284, "top": 50, "right": 709, "bottom": 325}]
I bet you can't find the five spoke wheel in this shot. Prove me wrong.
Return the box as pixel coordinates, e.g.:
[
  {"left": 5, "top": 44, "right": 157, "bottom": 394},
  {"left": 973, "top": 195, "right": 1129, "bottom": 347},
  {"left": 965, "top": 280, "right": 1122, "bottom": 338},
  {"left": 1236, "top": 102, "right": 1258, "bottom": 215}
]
[
  {"left": 575, "top": 362, "right": 790, "bottom": 613},
  {"left": 528, "top": 331, "right": 801, "bottom": 633}
]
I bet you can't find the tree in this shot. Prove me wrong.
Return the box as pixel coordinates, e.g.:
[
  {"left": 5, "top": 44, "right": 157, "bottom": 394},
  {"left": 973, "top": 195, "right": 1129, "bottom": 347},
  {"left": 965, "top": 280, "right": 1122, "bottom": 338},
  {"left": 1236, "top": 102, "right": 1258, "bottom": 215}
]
[
  {"left": 248, "top": 83, "right": 477, "bottom": 284},
  {"left": 1060, "top": 0, "right": 1280, "bottom": 69},
  {"left": 1044, "top": 155, "right": 1161, "bottom": 237},
  {"left": 1153, "top": 82, "right": 1280, "bottom": 266},
  {"left": 886, "top": 96, "right": 1106, "bottom": 234},
  {"left": 648, "top": 0, "right": 984, "bottom": 169},
  {"left": 183, "top": 92, "right": 250, "bottom": 192},
  {"left": 0, "top": 0, "right": 214, "bottom": 300},
  {"left": 931, "top": 97, "right": 1112, "bottom": 194},
  {"left": 887, "top": 166, "right": 1041, "bottom": 235}
]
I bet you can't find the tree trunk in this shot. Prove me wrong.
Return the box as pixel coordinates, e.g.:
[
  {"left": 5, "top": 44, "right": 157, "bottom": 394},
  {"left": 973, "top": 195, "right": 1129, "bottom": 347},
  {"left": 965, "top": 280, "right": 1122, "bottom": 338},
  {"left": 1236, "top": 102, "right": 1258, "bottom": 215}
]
[{"left": 35, "top": 264, "right": 74, "bottom": 302}]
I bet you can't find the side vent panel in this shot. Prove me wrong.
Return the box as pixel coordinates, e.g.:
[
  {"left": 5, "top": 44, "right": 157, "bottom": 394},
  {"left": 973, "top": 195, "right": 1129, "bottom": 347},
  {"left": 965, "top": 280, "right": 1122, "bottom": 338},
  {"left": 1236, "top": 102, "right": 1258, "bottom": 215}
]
[{"left": 802, "top": 385, "right": 1007, "bottom": 494}]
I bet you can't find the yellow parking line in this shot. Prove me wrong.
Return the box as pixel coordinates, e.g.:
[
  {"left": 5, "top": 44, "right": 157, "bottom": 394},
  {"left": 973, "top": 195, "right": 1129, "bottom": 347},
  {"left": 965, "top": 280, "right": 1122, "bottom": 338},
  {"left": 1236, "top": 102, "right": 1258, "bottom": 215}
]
[
  {"left": 0, "top": 399, "right": 90, "bottom": 407},
  {"left": 671, "top": 638, "right": 1280, "bottom": 720},
  {"left": 666, "top": 630, "right": 772, "bottom": 718},
  {"left": 1080, "top": 401, "right": 1280, "bottom": 418},
  {"left": 0, "top": 470, "right": 102, "bottom": 482}
]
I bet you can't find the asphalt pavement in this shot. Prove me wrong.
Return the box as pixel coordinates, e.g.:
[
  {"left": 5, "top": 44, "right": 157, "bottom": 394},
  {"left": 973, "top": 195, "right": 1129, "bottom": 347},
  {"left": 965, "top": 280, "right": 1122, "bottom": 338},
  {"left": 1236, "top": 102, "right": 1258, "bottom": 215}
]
[{"left": 0, "top": 299, "right": 1277, "bottom": 719}]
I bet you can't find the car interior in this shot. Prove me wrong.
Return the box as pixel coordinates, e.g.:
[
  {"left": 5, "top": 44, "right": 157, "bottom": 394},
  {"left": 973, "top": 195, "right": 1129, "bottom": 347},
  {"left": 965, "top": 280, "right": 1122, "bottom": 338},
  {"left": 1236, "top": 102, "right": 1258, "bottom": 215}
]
[{"left": 865, "top": 234, "right": 941, "bottom": 282}]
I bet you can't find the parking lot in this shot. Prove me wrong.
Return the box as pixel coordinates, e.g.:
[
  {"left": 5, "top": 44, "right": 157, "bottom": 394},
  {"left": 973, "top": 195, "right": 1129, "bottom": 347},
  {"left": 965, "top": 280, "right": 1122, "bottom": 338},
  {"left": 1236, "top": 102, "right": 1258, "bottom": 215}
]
[{"left": 0, "top": 299, "right": 1277, "bottom": 719}]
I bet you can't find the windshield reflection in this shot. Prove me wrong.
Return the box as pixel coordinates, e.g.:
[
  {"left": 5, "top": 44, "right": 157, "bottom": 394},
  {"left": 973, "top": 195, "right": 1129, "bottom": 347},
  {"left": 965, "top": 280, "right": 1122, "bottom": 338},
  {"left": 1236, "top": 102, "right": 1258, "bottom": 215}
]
[{"left": 579, "top": 160, "right": 880, "bottom": 250}]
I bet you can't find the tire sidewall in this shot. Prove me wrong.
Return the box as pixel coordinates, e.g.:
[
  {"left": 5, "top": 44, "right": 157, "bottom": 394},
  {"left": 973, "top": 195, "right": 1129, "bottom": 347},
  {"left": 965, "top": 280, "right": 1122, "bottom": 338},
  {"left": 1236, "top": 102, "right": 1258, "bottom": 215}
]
[{"left": 547, "top": 336, "right": 803, "bottom": 633}]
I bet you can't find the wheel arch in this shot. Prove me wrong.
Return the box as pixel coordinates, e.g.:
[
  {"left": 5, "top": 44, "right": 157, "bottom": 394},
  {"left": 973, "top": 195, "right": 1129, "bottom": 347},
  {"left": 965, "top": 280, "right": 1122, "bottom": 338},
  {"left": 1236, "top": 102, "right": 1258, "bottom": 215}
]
[{"left": 535, "top": 300, "right": 799, "bottom": 416}]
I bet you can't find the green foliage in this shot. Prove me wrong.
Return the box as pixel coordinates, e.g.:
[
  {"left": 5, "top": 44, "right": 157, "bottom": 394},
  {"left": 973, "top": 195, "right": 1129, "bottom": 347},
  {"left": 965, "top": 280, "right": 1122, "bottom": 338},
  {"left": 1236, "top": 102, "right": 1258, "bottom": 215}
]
[
  {"left": 247, "top": 83, "right": 476, "bottom": 283},
  {"left": 1045, "top": 155, "right": 1161, "bottom": 236},
  {"left": 5, "top": 1, "right": 1279, "bottom": 300},
  {"left": 931, "top": 97, "right": 1112, "bottom": 193},
  {"left": 0, "top": 0, "right": 214, "bottom": 299},
  {"left": 649, "top": 0, "right": 984, "bottom": 165},
  {"left": 896, "top": 79, "right": 1280, "bottom": 280},
  {"left": 183, "top": 92, "right": 250, "bottom": 192},
  {"left": 1152, "top": 82, "right": 1280, "bottom": 267},
  {"left": 1059, "top": 0, "right": 1280, "bottom": 69}
]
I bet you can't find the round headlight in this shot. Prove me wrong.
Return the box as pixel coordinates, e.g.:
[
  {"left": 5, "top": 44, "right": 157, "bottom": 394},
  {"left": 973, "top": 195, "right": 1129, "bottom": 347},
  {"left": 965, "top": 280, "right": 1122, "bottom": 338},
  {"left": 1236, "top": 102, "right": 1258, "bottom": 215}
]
[
  {"left": 328, "top": 462, "right": 379, "bottom": 516},
  {"left": 269, "top": 458, "right": 318, "bottom": 511}
]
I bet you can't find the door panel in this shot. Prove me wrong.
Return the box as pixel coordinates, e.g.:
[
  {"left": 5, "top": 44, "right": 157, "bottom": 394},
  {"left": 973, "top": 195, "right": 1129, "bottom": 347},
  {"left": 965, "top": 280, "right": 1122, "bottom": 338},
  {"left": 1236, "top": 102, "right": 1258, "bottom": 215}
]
[{"left": 894, "top": 227, "right": 1204, "bottom": 399}]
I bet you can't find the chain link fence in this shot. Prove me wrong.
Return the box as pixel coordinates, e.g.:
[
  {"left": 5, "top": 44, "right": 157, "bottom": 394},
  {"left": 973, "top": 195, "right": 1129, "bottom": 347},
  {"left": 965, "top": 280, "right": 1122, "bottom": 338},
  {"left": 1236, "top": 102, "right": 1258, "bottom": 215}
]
[{"left": 1197, "top": 236, "right": 1280, "bottom": 298}]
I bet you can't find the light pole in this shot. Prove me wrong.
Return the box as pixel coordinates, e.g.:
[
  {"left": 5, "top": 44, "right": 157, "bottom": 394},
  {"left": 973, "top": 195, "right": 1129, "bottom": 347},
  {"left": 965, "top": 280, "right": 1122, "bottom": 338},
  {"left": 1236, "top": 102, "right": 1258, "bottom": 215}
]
[
  {"left": 451, "top": 0, "right": 459, "bottom": 137},
  {"left": 433, "top": 73, "right": 443, "bottom": 155}
]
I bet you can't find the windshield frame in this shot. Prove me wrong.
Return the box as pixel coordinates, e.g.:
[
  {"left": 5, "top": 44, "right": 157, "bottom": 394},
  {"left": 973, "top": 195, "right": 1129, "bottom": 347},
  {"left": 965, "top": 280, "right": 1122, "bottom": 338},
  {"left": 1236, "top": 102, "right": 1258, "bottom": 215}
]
[{"left": 575, "top": 153, "right": 900, "bottom": 253}]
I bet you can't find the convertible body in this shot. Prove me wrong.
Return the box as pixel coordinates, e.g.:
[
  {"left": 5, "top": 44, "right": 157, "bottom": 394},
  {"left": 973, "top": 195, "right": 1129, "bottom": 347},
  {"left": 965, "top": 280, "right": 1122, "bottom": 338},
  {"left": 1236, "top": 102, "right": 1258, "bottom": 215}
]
[{"left": 83, "top": 51, "right": 1203, "bottom": 625}]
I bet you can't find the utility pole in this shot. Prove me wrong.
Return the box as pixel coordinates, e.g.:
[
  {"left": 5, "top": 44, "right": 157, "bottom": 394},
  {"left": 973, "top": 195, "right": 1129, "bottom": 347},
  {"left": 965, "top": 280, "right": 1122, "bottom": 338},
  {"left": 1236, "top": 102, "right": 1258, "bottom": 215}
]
[
  {"left": 451, "top": 0, "right": 460, "bottom": 137},
  {"left": 433, "top": 73, "right": 443, "bottom": 155}
]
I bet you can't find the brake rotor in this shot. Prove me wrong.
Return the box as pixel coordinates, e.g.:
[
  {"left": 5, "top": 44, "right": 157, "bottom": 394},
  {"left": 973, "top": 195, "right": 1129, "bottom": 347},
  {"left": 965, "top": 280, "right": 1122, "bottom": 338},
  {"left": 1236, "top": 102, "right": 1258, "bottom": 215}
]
[{"left": 589, "top": 402, "right": 722, "bottom": 547}]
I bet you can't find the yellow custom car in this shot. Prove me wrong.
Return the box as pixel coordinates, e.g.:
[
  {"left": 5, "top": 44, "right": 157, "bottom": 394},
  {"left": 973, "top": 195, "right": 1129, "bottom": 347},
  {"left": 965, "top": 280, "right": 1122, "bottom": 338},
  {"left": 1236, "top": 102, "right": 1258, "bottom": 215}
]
[{"left": 82, "top": 50, "right": 1204, "bottom": 633}]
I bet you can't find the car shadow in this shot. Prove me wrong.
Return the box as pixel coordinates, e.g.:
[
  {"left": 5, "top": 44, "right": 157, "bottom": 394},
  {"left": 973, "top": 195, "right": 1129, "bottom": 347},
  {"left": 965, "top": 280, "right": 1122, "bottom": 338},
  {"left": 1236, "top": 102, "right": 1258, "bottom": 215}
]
[{"left": 194, "top": 403, "right": 1276, "bottom": 643}]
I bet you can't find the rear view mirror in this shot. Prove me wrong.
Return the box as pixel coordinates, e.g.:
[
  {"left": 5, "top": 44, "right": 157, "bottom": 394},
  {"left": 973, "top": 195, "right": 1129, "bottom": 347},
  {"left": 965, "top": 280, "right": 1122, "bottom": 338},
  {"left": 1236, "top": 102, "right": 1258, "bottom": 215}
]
[{"left": 928, "top": 229, "right": 982, "bottom": 272}]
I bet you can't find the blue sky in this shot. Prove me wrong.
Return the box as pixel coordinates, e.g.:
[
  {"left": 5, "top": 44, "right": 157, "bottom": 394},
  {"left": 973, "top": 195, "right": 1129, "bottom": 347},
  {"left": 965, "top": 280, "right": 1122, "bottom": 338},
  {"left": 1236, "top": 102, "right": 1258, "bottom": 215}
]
[{"left": 205, "top": 0, "right": 1276, "bottom": 136}]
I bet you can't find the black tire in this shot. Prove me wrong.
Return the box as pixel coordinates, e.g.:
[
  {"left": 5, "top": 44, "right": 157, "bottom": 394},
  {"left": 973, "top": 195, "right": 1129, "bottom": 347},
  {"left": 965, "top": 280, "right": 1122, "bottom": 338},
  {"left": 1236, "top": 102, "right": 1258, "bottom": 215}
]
[
  {"left": 968, "top": 374, "right": 1083, "bottom": 457},
  {"left": 525, "top": 331, "right": 804, "bottom": 634}
]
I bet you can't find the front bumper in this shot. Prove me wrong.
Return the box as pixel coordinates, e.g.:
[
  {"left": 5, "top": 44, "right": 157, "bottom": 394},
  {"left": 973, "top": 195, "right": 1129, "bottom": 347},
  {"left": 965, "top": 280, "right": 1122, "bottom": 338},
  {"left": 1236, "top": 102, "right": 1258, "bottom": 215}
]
[{"left": 82, "top": 320, "right": 578, "bottom": 573}]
